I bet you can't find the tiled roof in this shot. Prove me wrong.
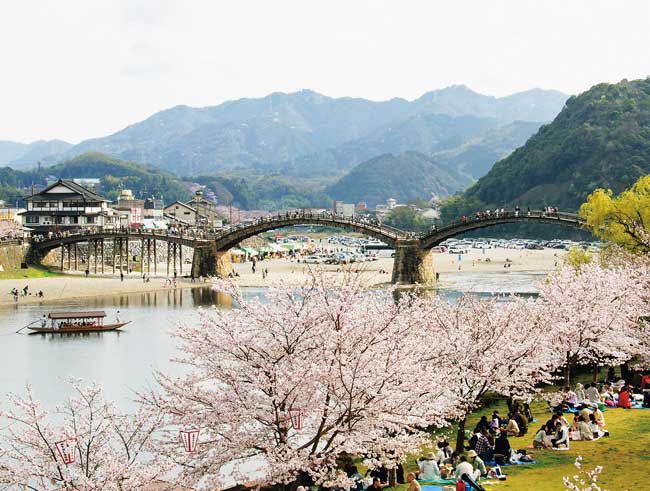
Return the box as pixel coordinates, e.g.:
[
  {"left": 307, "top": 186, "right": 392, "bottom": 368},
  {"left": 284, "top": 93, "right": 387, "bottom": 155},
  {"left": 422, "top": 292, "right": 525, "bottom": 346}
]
[{"left": 27, "top": 180, "right": 109, "bottom": 202}]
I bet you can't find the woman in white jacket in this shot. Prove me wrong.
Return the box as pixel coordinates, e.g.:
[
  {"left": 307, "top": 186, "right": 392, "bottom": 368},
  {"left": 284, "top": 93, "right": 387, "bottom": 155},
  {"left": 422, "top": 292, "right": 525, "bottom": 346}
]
[{"left": 417, "top": 452, "right": 441, "bottom": 481}]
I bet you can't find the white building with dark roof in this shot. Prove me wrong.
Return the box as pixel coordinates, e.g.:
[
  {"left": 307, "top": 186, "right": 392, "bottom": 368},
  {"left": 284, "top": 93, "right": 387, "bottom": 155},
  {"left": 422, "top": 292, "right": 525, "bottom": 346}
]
[{"left": 20, "top": 179, "right": 115, "bottom": 232}]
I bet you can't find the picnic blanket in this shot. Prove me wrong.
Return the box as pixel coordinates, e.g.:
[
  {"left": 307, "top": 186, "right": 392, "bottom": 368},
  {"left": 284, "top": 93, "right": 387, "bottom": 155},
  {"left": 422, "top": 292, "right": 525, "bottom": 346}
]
[
  {"left": 484, "top": 460, "right": 537, "bottom": 466},
  {"left": 420, "top": 479, "right": 456, "bottom": 485},
  {"left": 420, "top": 486, "right": 445, "bottom": 491},
  {"left": 631, "top": 402, "right": 650, "bottom": 409}
]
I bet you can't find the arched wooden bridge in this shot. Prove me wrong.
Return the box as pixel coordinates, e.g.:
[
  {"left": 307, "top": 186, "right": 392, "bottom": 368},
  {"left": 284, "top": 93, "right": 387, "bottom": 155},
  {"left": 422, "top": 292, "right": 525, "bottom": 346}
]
[{"left": 25, "top": 210, "right": 586, "bottom": 285}]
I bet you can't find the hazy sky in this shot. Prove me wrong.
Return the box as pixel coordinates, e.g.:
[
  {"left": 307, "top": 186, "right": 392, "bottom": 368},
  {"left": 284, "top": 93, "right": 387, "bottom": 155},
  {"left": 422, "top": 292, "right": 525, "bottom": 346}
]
[{"left": 1, "top": 0, "right": 649, "bottom": 143}]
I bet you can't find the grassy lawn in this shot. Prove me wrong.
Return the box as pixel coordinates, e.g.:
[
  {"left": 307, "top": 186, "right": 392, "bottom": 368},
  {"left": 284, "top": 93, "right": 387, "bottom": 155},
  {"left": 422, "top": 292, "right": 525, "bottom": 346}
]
[
  {"left": 0, "top": 265, "right": 62, "bottom": 279},
  {"left": 393, "top": 400, "right": 649, "bottom": 491}
]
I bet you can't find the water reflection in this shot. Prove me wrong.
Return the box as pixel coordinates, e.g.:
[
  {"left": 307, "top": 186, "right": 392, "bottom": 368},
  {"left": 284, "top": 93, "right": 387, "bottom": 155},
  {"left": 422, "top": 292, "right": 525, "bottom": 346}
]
[{"left": 0, "top": 275, "right": 542, "bottom": 409}]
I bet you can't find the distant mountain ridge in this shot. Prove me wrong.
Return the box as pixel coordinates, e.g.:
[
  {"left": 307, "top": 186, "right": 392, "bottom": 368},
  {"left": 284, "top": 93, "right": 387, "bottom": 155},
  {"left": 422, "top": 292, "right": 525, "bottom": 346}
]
[
  {"left": 0, "top": 139, "right": 71, "bottom": 169},
  {"left": 16, "top": 86, "right": 567, "bottom": 177}
]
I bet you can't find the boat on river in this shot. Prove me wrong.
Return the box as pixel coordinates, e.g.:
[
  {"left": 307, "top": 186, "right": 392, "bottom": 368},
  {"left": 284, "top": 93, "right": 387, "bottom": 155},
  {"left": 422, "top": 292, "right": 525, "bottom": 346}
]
[{"left": 27, "top": 311, "right": 130, "bottom": 334}]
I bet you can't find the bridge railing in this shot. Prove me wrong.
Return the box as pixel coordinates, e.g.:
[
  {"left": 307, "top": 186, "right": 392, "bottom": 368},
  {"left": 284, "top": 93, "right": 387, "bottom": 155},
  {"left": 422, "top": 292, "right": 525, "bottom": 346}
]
[
  {"left": 212, "top": 212, "right": 406, "bottom": 240},
  {"left": 29, "top": 212, "right": 408, "bottom": 248},
  {"left": 0, "top": 238, "right": 26, "bottom": 247},
  {"left": 421, "top": 209, "right": 584, "bottom": 238},
  {"left": 31, "top": 228, "right": 208, "bottom": 248}
]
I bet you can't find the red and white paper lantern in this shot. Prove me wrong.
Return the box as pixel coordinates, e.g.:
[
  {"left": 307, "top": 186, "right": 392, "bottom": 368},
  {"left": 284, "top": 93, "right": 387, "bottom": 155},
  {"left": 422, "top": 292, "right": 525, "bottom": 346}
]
[
  {"left": 55, "top": 438, "right": 77, "bottom": 465},
  {"left": 288, "top": 408, "right": 302, "bottom": 430},
  {"left": 179, "top": 428, "right": 200, "bottom": 453}
]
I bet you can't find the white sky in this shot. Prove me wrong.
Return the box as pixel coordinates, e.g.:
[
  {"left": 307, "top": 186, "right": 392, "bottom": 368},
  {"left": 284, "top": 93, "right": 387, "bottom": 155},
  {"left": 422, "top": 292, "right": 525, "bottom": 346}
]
[{"left": 1, "top": 0, "right": 649, "bottom": 143}]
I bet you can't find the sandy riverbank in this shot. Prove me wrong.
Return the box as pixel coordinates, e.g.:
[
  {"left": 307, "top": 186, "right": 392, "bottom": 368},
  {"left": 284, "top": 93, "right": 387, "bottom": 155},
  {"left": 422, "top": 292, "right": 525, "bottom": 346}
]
[
  {"left": 0, "top": 274, "right": 210, "bottom": 307},
  {"left": 0, "top": 248, "right": 568, "bottom": 305},
  {"left": 228, "top": 247, "right": 568, "bottom": 287}
]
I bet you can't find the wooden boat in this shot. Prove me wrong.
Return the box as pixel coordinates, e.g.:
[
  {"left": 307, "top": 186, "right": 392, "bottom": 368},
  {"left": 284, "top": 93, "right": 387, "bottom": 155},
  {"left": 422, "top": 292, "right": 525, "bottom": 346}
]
[{"left": 28, "top": 311, "right": 130, "bottom": 334}]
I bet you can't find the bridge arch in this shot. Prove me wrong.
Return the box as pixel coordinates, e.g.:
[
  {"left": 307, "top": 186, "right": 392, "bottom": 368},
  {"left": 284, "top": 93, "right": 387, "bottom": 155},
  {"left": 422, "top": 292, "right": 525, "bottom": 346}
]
[
  {"left": 419, "top": 211, "right": 586, "bottom": 249},
  {"left": 212, "top": 214, "right": 405, "bottom": 251}
]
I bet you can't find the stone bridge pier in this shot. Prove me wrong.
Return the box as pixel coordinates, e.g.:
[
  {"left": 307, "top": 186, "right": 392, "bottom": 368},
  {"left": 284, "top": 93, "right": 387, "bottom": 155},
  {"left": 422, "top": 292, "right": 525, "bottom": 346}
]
[
  {"left": 191, "top": 243, "right": 233, "bottom": 279},
  {"left": 391, "top": 239, "right": 435, "bottom": 286}
]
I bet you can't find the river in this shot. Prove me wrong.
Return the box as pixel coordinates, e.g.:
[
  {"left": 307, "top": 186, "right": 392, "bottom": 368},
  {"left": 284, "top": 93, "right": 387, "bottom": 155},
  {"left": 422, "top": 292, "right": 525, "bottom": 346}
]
[{"left": 0, "top": 272, "right": 545, "bottom": 409}]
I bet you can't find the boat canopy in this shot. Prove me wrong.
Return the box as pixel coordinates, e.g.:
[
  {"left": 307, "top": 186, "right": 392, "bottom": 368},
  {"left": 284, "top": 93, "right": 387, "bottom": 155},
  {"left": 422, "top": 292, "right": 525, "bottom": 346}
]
[{"left": 48, "top": 311, "right": 107, "bottom": 320}]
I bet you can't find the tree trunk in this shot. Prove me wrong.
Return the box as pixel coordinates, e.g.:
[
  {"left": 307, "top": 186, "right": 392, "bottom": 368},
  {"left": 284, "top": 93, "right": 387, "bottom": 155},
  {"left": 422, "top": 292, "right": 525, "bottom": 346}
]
[
  {"left": 563, "top": 365, "right": 571, "bottom": 387},
  {"left": 621, "top": 361, "right": 631, "bottom": 382},
  {"left": 592, "top": 366, "right": 599, "bottom": 383},
  {"left": 389, "top": 468, "right": 396, "bottom": 488},
  {"left": 506, "top": 396, "right": 515, "bottom": 413},
  {"left": 564, "top": 352, "right": 572, "bottom": 387},
  {"left": 455, "top": 417, "right": 466, "bottom": 453}
]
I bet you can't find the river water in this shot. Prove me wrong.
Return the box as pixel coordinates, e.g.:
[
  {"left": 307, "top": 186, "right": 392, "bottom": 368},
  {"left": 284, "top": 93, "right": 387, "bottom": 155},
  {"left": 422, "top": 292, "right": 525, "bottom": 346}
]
[{"left": 0, "top": 272, "right": 545, "bottom": 410}]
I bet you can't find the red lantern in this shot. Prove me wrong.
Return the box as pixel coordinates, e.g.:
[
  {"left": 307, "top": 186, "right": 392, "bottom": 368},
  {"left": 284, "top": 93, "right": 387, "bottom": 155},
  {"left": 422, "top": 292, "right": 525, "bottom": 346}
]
[
  {"left": 179, "top": 428, "right": 200, "bottom": 453},
  {"left": 288, "top": 408, "right": 302, "bottom": 430},
  {"left": 55, "top": 438, "right": 77, "bottom": 465}
]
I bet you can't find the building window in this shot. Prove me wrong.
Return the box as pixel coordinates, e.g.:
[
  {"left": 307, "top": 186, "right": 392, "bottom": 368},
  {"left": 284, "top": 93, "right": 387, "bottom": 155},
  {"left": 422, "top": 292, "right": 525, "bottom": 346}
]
[
  {"left": 55, "top": 216, "right": 64, "bottom": 224},
  {"left": 87, "top": 216, "right": 95, "bottom": 224},
  {"left": 26, "top": 216, "right": 39, "bottom": 224},
  {"left": 71, "top": 216, "right": 79, "bottom": 224}
]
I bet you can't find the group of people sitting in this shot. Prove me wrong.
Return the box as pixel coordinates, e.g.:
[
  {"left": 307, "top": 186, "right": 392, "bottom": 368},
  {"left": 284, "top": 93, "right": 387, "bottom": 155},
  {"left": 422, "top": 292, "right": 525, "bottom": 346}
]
[{"left": 558, "top": 376, "right": 650, "bottom": 410}]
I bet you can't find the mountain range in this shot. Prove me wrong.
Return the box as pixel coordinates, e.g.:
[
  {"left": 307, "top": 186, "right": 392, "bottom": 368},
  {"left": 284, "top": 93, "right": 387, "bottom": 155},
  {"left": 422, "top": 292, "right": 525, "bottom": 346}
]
[{"left": 1, "top": 86, "right": 567, "bottom": 181}]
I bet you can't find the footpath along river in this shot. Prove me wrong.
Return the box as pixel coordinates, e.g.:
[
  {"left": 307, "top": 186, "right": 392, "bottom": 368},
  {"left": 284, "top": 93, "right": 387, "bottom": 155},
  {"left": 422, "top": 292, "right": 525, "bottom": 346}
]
[{"left": 0, "top": 271, "right": 545, "bottom": 410}]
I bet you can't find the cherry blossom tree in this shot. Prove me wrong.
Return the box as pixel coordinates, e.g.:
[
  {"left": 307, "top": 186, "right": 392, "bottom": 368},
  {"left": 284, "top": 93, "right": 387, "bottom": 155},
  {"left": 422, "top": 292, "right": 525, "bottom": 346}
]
[
  {"left": 563, "top": 456, "right": 608, "bottom": 491},
  {"left": 537, "top": 263, "right": 649, "bottom": 385},
  {"left": 144, "top": 273, "right": 461, "bottom": 490},
  {"left": 420, "top": 293, "right": 556, "bottom": 450},
  {"left": 0, "top": 378, "right": 171, "bottom": 491}
]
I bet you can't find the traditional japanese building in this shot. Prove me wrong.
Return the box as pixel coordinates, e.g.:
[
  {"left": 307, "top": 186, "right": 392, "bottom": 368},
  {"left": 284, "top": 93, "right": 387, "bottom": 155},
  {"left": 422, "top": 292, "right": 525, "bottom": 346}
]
[{"left": 20, "top": 179, "right": 115, "bottom": 232}]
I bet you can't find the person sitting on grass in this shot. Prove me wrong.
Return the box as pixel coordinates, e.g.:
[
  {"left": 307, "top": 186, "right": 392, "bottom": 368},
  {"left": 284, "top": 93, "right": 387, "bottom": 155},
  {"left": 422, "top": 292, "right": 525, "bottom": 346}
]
[
  {"left": 593, "top": 406, "right": 606, "bottom": 427},
  {"left": 405, "top": 472, "right": 421, "bottom": 491},
  {"left": 467, "top": 450, "right": 487, "bottom": 478},
  {"left": 493, "top": 430, "right": 512, "bottom": 461},
  {"left": 474, "top": 415, "right": 490, "bottom": 433},
  {"left": 435, "top": 440, "right": 453, "bottom": 464},
  {"left": 514, "top": 409, "right": 528, "bottom": 436},
  {"left": 505, "top": 414, "right": 520, "bottom": 437},
  {"left": 563, "top": 386, "right": 578, "bottom": 407},
  {"left": 417, "top": 452, "right": 441, "bottom": 481},
  {"left": 586, "top": 383, "right": 600, "bottom": 403},
  {"left": 588, "top": 413, "right": 609, "bottom": 438},
  {"left": 618, "top": 386, "right": 632, "bottom": 409},
  {"left": 643, "top": 390, "right": 650, "bottom": 408},
  {"left": 490, "top": 411, "right": 501, "bottom": 430},
  {"left": 577, "top": 415, "right": 594, "bottom": 441},
  {"left": 544, "top": 414, "right": 560, "bottom": 434},
  {"left": 474, "top": 428, "right": 493, "bottom": 462},
  {"left": 454, "top": 456, "right": 480, "bottom": 482},
  {"left": 575, "top": 383, "right": 587, "bottom": 403},
  {"left": 551, "top": 421, "right": 569, "bottom": 448},
  {"left": 367, "top": 477, "right": 383, "bottom": 491},
  {"left": 533, "top": 425, "right": 550, "bottom": 449}
]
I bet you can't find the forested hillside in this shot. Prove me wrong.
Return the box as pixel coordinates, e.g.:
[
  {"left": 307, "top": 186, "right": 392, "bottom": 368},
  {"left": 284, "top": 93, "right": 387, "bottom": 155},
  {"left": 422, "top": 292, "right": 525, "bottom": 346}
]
[
  {"left": 0, "top": 153, "right": 191, "bottom": 204},
  {"left": 441, "top": 78, "right": 650, "bottom": 223},
  {"left": 327, "top": 152, "right": 471, "bottom": 207}
]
